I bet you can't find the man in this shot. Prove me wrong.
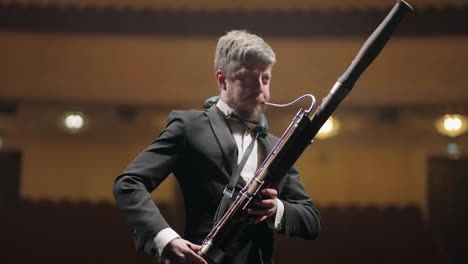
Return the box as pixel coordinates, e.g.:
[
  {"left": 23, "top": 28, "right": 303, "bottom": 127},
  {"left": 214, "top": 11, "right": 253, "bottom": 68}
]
[{"left": 113, "top": 30, "right": 321, "bottom": 264}]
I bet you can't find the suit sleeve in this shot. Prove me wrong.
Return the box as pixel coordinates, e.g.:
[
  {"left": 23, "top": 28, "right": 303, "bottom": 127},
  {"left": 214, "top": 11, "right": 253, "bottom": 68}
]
[
  {"left": 277, "top": 165, "right": 321, "bottom": 240},
  {"left": 113, "top": 111, "right": 185, "bottom": 250}
]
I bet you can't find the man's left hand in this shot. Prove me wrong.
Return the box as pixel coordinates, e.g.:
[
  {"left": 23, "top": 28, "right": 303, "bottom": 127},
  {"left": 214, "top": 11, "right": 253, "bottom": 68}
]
[{"left": 247, "top": 188, "right": 278, "bottom": 224}]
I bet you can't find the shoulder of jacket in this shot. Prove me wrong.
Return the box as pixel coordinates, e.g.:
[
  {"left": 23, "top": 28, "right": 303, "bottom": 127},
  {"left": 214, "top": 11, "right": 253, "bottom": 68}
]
[{"left": 168, "top": 109, "right": 205, "bottom": 119}]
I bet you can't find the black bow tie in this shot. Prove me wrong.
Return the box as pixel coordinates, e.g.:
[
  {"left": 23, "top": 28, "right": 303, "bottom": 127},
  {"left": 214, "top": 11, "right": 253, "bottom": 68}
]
[
  {"left": 227, "top": 113, "right": 258, "bottom": 129},
  {"left": 226, "top": 113, "right": 268, "bottom": 138}
]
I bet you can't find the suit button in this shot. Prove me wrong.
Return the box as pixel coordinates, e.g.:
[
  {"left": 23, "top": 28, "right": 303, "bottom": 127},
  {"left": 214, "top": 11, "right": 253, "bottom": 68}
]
[
  {"left": 276, "top": 223, "right": 282, "bottom": 230},
  {"left": 291, "top": 226, "right": 296, "bottom": 236}
]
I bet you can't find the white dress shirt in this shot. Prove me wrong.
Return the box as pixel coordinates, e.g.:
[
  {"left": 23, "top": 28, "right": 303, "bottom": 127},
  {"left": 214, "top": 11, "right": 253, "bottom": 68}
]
[{"left": 145, "top": 99, "right": 284, "bottom": 259}]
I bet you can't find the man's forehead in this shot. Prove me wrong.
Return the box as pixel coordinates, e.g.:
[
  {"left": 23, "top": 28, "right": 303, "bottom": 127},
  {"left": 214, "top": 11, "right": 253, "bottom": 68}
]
[{"left": 237, "top": 60, "right": 273, "bottom": 73}]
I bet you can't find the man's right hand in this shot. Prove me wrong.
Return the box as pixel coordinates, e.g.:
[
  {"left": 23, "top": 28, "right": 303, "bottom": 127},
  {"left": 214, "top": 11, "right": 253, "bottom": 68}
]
[{"left": 161, "top": 238, "right": 208, "bottom": 264}]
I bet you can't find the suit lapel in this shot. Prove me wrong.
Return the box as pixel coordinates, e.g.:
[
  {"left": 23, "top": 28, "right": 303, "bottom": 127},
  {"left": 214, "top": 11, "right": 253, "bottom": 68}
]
[
  {"left": 258, "top": 135, "right": 275, "bottom": 156},
  {"left": 205, "top": 105, "right": 238, "bottom": 179}
]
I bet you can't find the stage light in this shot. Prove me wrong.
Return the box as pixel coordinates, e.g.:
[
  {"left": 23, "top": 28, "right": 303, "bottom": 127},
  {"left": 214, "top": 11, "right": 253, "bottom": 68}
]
[
  {"left": 435, "top": 114, "right": 468, "bottom": 138},
  {"left": 316, "top": 116, "right": 340, "bottom": 140},
  {"left": 59, "top": 112, "right": 87, "bottom": 134}
]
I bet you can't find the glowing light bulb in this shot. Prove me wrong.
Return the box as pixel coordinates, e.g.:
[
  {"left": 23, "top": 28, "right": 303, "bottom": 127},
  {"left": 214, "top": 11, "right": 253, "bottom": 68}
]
[
  {"left": 320, "top": 119, "right": 333, "bottom": 133},
  {"left": 443, "top": 116, "right": 462, "bottom": 131},
  {"left": 435, "top": 114, "right": 467, "bottom": 138},
  {"left": 59, "top": 112, "right": 87, "bottom": 134},
  {"left": 316, "top": 116, "right": 340, "bottom": 140},
  {"left": 64, "top": 114, "right": 84, "bottom": 129}
]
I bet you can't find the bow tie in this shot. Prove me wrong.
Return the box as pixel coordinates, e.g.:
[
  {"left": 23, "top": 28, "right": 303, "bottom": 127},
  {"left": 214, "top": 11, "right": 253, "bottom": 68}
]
[
  {"left": 226, "top": 113, "right": 268, "bottom": 138},
  {"left": 227, "top": 113, "right": 259, "bottom": 129}
]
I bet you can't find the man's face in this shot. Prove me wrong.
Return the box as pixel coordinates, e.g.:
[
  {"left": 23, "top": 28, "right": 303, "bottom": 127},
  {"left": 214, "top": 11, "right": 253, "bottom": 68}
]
[{"left": 219, "top": 60, "right": 272, "bottom": 120}]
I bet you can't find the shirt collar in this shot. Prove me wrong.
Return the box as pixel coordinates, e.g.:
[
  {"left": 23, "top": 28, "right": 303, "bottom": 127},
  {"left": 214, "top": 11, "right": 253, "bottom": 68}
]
[
  {"left": 216, "top": 98, "right": 268, "bottom": 138},
  {"left": 216, "top": 99, "right": 235, "bottom": 117}
]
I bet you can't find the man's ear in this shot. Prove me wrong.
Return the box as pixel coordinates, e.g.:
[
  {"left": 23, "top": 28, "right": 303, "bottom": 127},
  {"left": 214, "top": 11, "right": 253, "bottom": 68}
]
[{"left": 216, "top": 70, "right": 227, "bottom": 90}]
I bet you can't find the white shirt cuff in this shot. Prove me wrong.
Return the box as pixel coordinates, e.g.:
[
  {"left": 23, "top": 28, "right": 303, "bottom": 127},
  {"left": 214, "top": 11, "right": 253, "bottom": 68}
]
[
  {"left": 144, "top": 227, "right": 180, "bottom": 260},
  {"left": 273, "top": 198, "right": 284, "bottom": 230}
]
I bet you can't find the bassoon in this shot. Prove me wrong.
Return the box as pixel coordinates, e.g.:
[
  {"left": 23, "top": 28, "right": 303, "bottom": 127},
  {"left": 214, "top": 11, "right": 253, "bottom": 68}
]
[{"left": 199, "top": 1, "right": 414, "bottom": 263}]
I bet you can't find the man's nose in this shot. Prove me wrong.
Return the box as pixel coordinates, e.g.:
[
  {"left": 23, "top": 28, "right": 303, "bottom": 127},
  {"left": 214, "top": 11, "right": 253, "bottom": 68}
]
[{"left": 256, "top": 76, "right": 266, "bottom": 94}]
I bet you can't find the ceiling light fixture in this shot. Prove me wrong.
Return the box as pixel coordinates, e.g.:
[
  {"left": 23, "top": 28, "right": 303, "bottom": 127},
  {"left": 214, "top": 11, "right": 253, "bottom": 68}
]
[
  {"left": 59, "top": 112, "right": 87, "bottom": 134},
  {"left": 316, "top": 116, "right": 340, "bottom": 140},
  {"left": 435, "top": 114, "right": 468, "bottom": 138}
]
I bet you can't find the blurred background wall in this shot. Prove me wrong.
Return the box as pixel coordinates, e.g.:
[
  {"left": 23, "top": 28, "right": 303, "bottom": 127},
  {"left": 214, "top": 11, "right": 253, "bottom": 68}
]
[{"left": 1, "top": 0, "right": 467, "bottom": 263}]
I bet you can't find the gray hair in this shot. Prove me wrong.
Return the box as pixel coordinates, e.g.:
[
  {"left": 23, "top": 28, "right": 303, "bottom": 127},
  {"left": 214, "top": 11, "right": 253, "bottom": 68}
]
[{"left": 214, "top": 30, "right": 276, "bottom": 78}]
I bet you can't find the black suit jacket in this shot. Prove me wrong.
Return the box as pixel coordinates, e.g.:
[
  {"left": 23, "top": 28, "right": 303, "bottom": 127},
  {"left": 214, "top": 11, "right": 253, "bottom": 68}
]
[{"left": 113, "top": 105, "right": 321, "bottom": 263}]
